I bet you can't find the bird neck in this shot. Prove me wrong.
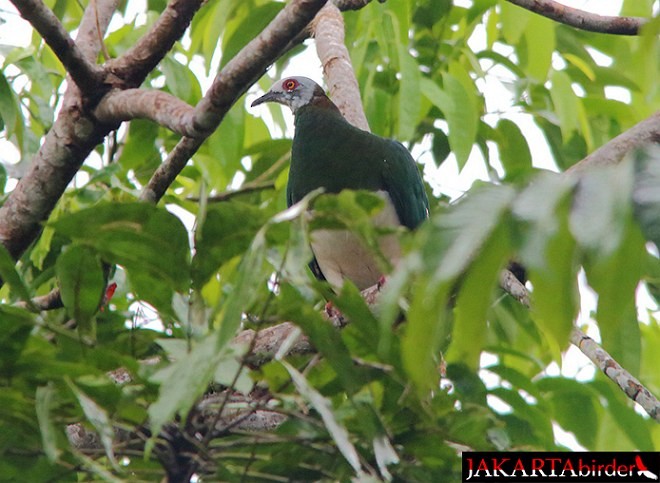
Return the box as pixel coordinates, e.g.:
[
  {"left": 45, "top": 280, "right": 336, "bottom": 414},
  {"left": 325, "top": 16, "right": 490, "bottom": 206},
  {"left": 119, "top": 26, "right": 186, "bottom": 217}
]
[{"left": 303, "top": 93, "right": 342, "bottom": 115}]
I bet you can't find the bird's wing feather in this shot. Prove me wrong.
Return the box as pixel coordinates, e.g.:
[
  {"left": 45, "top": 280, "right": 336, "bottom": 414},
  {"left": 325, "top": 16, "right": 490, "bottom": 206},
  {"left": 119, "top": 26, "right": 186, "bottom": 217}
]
[{"left": 380, "top": 140, "right": 429, "bottom": 229}]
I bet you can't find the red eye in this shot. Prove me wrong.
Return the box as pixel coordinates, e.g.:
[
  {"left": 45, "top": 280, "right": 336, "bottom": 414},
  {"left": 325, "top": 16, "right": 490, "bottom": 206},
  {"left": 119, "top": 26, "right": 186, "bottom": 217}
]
[{"left": 283, "top": 79, "right": 298, "bottom": 91}]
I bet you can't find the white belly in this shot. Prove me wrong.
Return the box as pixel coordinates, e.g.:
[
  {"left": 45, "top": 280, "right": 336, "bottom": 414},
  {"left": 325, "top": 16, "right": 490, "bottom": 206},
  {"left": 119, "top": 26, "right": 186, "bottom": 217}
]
[{"left": 310, "top": 192, "right": 401, "bottom": 290}]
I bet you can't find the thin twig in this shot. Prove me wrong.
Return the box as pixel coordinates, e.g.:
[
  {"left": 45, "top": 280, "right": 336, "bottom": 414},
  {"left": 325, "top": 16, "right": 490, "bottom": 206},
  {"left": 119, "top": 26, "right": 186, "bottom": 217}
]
[{"left": 186, "top": 182, "right": 275, "bottom": 203}]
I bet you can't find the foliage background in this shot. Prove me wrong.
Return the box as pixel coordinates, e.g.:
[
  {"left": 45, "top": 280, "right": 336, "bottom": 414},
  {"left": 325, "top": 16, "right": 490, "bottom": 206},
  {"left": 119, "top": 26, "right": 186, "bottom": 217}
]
[{"left": 0, "top": 0, "right": 659, "bottom": 480}]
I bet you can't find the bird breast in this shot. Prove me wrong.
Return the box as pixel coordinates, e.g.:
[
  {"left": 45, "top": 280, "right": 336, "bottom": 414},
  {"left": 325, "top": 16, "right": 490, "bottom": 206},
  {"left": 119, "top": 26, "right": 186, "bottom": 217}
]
[{"left": 310, "top": 191, "right": 402, "bottom": 291}]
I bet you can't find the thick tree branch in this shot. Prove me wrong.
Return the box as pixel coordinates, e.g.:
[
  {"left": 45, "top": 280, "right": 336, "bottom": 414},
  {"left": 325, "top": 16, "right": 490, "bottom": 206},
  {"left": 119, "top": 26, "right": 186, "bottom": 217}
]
[
  {"left": 105, "top": 0, "right": 205, "bottom": 87},
  {"left": 313, "top": 2, "right": 370, "bottom": 131},
  {"left": 10, "top": 0, "right": 104, "bottom": 92},
  {"left": 191, "top": 0, "right": 330, "bottom": 133},
  {"left": 504, "top": 0, "right": 648, "bottom": 35},
  {"left": 141, "top": 0, "right": 330, "bottom": 203},
  {"left": 0, "top": 100, "right": 114, "bottom": 261},
  {"left": 0, "top": 0, "right": 194, "bottom": 262},
  {"left": 95, "top": 89, "right": 200, "bottom": 137},
  {"left": 75, "top": 0, "right": 119, "bottom": 62},
  {"left": 567, "top": 110, "right": 660, "bottom": 175}
]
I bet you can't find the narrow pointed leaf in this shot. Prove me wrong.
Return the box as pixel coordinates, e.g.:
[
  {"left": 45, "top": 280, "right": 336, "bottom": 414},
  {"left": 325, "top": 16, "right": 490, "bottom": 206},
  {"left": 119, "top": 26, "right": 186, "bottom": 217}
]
[
  {"left": 56, "top": 245, "right": 105, "bottom": 337},
  {"left": 281, "top": 361, "right": 366, "bottom": 478}
]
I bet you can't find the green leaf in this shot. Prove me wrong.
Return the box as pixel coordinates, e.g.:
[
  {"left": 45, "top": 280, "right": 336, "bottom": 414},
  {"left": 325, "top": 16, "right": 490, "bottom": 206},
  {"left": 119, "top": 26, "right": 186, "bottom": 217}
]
[
  {"left": 433, "top": 184, "right": 516, "bottom": 281},
  {"left": 221, "top": 3, "right": 283, "bottom": 68},
  {"left": 513, "top": 172, "right": 576, "bottom": 267},
  {"left": 279, "top": 284, "right": 366, "bottom": 395},
  {"left": 215, "top": 228, "right": 269, "bottom": 349},
  {"left": 523, "top": 14, "right": 555, "bottom": 81},
  {"left": 206, "top": 103, "right": 245, "bottom": 190},
  {"left": 56, "top": 245, "right": 105, "bottom": 338},
  {"left": 0, "top": 306, "right": 33, "bottom": 378},
  {"left": 536, "top": 377, "right": 599, "bottom": 448},
  {"left": 570, "top": 161, "right": 633, "bottom": 255},
  {"left": 66, "top": 378, "right": 117, "bottom": 468},
  {"left": 35, "top": 384, "right": 60, "bottom": 462},
  {"left": 585, "top": 224, "right": 645, "bottom": 376},
  {"left": 192, "top": 201, "right": 270, "bottom": 288},
  {"left": 117, "top": 119, "right": 161, "bottom": 184},
  {"left": 404, "top": 277, "right": 452, "bottom": 397},
  {"left": 148, "top": 334, "right": 226, "bottom": 442},
  {"left": 0, "top": 161, "right": 6, "bottom": 193},
  {"left": 495, "top": 119, "right": 532, "bottom": 180},
  {"left": 0, "top": 243, "right": 34, "bottom": 306},
  {"left": 447, "top": 224, "right": 511, "bottom": 369},
  {"left": 0, "top": 70, "right": 23, "bottom": 144},
  {"left": 528, "top": 219, "right": 577, "bottom": 354},
  {"left": 52, "top": 203, "right": 190, "bottom": 293},
  {"left": 431, "top": 129, "right": 451, "bottom": 166},
  {"left": 397, "top": 49, "right": 421, "bottom": 140},
  {"left": 281, "top": 360, "right": 366, "bottom": 478},
  {"left": 514, "top": 173, "right": 578, "bottom": 352},
  {"left": 160, "top": 56, "right": 201, "bottom": 105},
  {"left": 633, "top": 146, "right": 660, "bottom": 248},
  {"left": 421, "top": 75, "right": 477, "bottom": 168},
  {"left": 500, "top": 1, "right": 532, "bottom": 44},
  {"left": 550, "top": 70, "right": 579, "bottom": 141}
]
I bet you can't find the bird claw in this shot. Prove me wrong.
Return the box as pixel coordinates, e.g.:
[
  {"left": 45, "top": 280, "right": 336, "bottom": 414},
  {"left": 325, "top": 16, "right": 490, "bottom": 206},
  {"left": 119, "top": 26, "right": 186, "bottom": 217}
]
[
  {"left": 377, "top": 275, "right": 387, "bottom": 290},
  {"left": 325, "top": 301, "right": 347, "bottom": 327},
  {"left": 325, "top": 301, "right": 338, "bottom": 317}
]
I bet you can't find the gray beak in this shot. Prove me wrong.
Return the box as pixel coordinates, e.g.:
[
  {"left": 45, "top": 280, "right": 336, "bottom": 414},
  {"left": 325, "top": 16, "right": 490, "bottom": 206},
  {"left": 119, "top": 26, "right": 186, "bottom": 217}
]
[{"left": 251, "top": 91, "right": 280, "bottom": 107}]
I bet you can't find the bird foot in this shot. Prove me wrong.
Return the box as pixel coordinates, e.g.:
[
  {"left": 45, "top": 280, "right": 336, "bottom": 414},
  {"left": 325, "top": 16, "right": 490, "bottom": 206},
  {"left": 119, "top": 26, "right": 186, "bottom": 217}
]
[
  {"left": 325, "top": 301, "right": 347, "bottom": 327},
  {"left": 377, "top": 275, "right": 388, "bottom": 290}
]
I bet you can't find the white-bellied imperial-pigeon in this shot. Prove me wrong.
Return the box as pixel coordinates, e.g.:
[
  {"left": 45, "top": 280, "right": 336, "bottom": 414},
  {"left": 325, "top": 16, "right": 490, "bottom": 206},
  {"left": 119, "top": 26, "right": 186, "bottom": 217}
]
[{"left": 251, "top": 76, "right": 429, "bottom": 290}]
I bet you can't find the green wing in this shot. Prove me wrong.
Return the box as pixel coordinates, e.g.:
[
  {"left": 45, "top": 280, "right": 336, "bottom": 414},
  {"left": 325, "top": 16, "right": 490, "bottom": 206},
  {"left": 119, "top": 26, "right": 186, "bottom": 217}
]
[{"left": 380, "top": 140, "right": 429, "bottom": 229}]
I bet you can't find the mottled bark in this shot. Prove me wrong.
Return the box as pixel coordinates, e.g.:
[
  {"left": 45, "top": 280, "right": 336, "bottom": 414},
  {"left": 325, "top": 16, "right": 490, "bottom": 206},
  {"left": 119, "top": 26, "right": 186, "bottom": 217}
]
[
  {"left": 313, "top": 2, "right": 370, "bottom": 131},
  {"left": 505, "top": 0, "right": 648, "bottom": 35}
]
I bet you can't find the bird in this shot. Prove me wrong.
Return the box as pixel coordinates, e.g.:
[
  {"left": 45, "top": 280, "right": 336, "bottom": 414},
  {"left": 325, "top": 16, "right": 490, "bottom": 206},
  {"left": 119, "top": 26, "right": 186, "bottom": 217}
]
[{"left": 251, "top": 76, "right": 429, "bottom": 291}]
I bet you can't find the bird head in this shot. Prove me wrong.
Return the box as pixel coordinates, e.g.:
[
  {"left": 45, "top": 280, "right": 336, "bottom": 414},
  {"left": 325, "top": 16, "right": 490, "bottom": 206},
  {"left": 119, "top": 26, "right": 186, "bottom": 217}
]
[{"left": 251, "top": 76, "right": 326, "bottom": 114}]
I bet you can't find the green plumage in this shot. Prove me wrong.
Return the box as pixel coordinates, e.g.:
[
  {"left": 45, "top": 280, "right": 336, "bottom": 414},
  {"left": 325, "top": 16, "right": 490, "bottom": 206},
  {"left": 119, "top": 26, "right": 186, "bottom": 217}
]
[
  {"left": 251, "top": 76, "right": 429, "bottom": 289},
  {"left": 287, "top": 104, "right": 429, "bottom": 229}
]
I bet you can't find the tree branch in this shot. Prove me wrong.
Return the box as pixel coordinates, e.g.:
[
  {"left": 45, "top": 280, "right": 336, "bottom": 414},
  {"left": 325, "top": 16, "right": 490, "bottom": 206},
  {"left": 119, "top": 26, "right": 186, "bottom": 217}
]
[
  {"left": 570, "top": 327, "right": 660, "bottom": 421},
  {"left": 141, "top": 0, "right": 330, "bottom": 203},
  {"left": 0, "top": 0, "right": 194, "bottom": 262},
  {"left": 10, "top": 0, "right": 105, "bottom": 92},
  {"left": 567, "top": 110, "right": 660, "bottom": 175},
  {"left": 186, "top": 181, "right": 275, "bottom": 202},
  {"left": 190, "top": 0, "right": 330, "bottom": 134},
  {"left": 75, "top": 0, "right": 119, "bottom": 62},
  {"left": 94, "top": 89, "right": 200, "bottom": 137},
  {"left": 313, "top": 2, "right": 370, "bottom": 131},
  {"left": 105, "top": 0, "right": 205, "bottom": 87},
  {"left": 15, "top": 287, "right": 63, "bottom": 311},
  {"left": 504, "top": 0, "right": 648, "bottom": 36},
  {"left": 499, "top": 271, "right": 660, "bottom": 420}
]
